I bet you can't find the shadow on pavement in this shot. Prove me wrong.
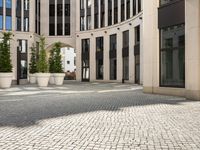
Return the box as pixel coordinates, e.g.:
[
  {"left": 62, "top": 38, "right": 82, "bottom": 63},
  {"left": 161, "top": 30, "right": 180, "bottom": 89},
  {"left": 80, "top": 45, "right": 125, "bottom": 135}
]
[{"left": 0, "top": 89, "right": 197, "bottom": 128}]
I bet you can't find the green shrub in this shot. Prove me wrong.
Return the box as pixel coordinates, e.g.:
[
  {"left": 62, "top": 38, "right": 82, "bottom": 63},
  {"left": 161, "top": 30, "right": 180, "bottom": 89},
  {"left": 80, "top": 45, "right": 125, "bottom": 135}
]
[
  {"left": 36, "top": 36, "right": 49, "bottom": 73},
  {"left": 0, "top": 32, "right": 13, "bottom": 72},
  {"left": 29, "top": 44, "right": 37, "bottom": 74},
  {"left": 49, "top": 42, "right": 63, "bottom": 73}
]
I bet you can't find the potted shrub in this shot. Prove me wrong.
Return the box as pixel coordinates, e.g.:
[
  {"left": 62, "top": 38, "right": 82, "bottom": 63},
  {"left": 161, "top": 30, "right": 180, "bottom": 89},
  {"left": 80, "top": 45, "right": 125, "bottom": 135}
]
[
  {"left": 48, "top": 45, "right": 55, "bottom": 84},
  {"left": 29, "top": 44, "right": 37, "bottom": 84},
  {"left": 36, "top": 36, "right": 50, "bottom": 87},
  {"left": 0, "top": 32, "right": 13, "bottom": 89},
  {"left": 51, "top": 42, "right": 65, "bottom": 85}
]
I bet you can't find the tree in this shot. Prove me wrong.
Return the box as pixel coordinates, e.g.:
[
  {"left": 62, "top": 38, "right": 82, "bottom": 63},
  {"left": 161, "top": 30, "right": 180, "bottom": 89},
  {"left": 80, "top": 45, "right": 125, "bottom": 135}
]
[
  {"left": 49, "top": 42, "right": 63, "bottom": 73},
  {"left": 0, "top": 32, "right": 13, "bottom": 72},
  {"left": 53, "top": 42, "right": 63, "bottom": 73},
  {"left": 29, "top": 44, "right": 37, "bottom": 74},
  {"left": 36, "top": 36, "right": 49, "bottom": 73},
  {"left": 49, "top": 45, "right": 55, "bottom": 73}
]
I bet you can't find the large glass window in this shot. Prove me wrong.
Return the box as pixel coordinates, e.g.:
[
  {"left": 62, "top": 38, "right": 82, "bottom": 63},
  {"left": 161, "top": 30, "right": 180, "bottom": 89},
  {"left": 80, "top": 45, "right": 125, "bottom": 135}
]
[
  {"left": 57, "top": 0, "right": 63, "bottom": 35},
  {"left": 6, "top": 0, "right": 12, "bottom": 8},
  {"left": 24, "top": 17, "right": 29, "bottom": 32},
  {"left": 114, "top": 0, "right": 118, "bottom": 24},
  {"left": 160, "top": 24, "right": 185, "bottom": 87},
  {"left": 138, "top": 0, "right": 141, "bottom": 12},
  {"left": 0, "top": 15, "right": 3, "bottom": 30},
  {"left": 100, "top": 0, "right": 105, "bottom": 27},
  {"left": 108, "top": 0, "right": 112, "bottom": 26},
  {"left": 49, "top": 0, "right": 55, "bottom": 36},
  {"left": 24, "top": 0, "right": 29, "bottom": 11},
  {"left": 6, "top": 16, "right": 12, "bottom": 30},
  {"left": 65, "top": 0, "right": 70, "bottom": 35},
  {"left": 135, "top": 25, "right": 140, "bottom": 44},
  {"left": 126, "top": 0, "right": 130, "bottom": 19},
  {"left": 160, "top": 0, "right": 174, "bottom": 6},
  {"left": 82, "top": 39, "right": 90, "bottom": 81},
  {"left": 0, "top": 0, "right": 3, "bottom": 7},
  {"left": 123, "top": 30, "right": 129, "bottom": 80},
  {"left": 80, "top": 0, "right": 84, "bottom": 9},
  {"left": 96, "top": 37, "right": 104, "bottom": 80},
  {"left": 80, "top": 17, "right": 85, "bottom": 31},
  {"left": 133, "top": 0, "right": 136, "bottom": 16},
  {"left": 110, "top": 34, "right": 117, "bottom": 80},
  {"left": 18, "top": 40, "right": 28, "bottom": 79},
  {"left": 86, "top": 15, "right": 91, "bottom": 30},
  {"left": 94, "top": 0, "right": 99, "bottom": 29},
  {"left": 87, "top": 0, "right": 91, "bottom": 8},
  {"left": 121, "top": 0, "right": 125, "bottom": 22}
]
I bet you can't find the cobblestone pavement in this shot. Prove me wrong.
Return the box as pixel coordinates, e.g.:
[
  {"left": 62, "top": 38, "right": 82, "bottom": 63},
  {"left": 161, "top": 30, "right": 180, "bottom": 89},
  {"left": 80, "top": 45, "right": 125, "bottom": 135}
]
[{"left": 0, "top": 82, "right": 200, "bottom": 150}]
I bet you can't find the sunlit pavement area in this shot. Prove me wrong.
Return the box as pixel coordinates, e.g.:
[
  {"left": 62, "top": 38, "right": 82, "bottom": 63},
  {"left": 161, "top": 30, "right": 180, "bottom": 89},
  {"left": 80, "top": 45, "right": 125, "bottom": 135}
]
[{"left": 0, "top": 82, "right": 200, "bottom": 150}]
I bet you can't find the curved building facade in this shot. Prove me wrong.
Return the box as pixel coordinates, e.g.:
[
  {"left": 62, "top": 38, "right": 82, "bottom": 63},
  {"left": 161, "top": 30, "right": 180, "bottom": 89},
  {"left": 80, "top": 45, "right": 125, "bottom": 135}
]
[{"left": 76, "top": 0, "right": 143, "bottom": 83}]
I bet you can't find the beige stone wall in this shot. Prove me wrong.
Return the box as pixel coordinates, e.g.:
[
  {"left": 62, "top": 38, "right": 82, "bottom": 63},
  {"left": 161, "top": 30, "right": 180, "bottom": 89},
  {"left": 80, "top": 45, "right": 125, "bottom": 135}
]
[{"left": 76, "top": 15, "right": 143, "bottom": 83}]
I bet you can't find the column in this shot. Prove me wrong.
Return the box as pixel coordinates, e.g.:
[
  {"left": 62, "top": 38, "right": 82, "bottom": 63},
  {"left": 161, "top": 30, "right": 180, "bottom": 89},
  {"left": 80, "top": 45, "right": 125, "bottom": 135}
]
[
  {"left": 185, "top": 0, "right": 200, "bottom": 100},
  {"left": 129, "top": 27, "right": 135, "bottom": 82},
  {"left": 91, "top": 0, "right": 94, "bottom": 29},
  {"left": 29, "top": 0, "right": 35, "bottom": 32},
  {"left": 143, "top": 0, "right": 159, "bottom": 93},
  {"left": 117, "top": 31, "right": 123, "bottom": 82},
  {"left": 104, "top": 33, "right": 109, "bottom": 81},
  {"left": 76, "top": 38, "right": 82, "bottom": 81},
  {"left": 90, "top": 37, "right": 96, "bottom": 81},
  {"left": 11, "top": 0, "right": 15, "bottom": 30}
]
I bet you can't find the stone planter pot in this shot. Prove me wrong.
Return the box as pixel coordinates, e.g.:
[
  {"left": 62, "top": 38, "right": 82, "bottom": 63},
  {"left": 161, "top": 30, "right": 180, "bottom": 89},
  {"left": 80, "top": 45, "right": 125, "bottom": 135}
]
[
  {"left": 36, "top": 73, "right": 50, "bottom": 87},
  {"left": 49, "top": 73, "right": 55, "bottom": 84},
  {"left": 54, "top": 73, "right": 65, "bottom": 85},
  {"left": 29, "top": 73, "right": 37, "bottom": 84},
  {"left": 0, "top": 72, "right": 13, "bottom": 89}
]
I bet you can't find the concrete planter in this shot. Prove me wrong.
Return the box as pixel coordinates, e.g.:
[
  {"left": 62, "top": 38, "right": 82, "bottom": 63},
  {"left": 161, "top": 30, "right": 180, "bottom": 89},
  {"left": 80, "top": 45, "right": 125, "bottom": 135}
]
[
  {"left": 54, "top": 73, "right": 65, "bottom": 85},
  {"left": 0, "top": 73, "right": 13, "bottom": 89},
  {"left": 49, "top": 74, "right": 55, "bottom": 84},
  {"left": 36, "top": 73, "right": 50, "bottom": 87},
  {"left": 29, "top": 74, "right": 37, "bottom": 84}
]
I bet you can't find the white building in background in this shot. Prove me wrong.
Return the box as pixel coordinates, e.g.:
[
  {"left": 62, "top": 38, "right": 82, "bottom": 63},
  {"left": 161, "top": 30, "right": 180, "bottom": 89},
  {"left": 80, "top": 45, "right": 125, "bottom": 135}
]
[{"left": 61, "top": 47, "right": 76, "bottom": 73}]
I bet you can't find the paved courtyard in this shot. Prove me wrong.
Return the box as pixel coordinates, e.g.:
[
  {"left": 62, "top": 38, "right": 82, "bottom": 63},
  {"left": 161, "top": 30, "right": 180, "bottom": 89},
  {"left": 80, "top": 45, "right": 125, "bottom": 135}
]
[{"left": 0, "top": 82, "right": 200, "bottom": 150}]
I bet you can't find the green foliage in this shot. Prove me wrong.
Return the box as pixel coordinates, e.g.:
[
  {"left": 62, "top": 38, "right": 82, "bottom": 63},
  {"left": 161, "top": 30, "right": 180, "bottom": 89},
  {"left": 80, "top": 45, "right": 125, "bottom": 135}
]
[
  {"left": 0, "top": 32, "right": 13, "bottom": 72},
  {"left": 36, "top": 36, "right": 49, "bottom": 73},
  {"left": 49, "top": 42, "right": 63, "bottom": 73},
  {"left": 49, "top": 45, "right": 55, "bottom": 73},
  {"left": 29, "top": 44, "right": 37, "bottom": 74}
]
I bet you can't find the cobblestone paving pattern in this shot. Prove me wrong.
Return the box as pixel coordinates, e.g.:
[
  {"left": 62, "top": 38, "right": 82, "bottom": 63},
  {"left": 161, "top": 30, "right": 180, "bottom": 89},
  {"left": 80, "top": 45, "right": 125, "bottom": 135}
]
[{"left": 0, "top": 82, "right": 200, "bottom": 150}]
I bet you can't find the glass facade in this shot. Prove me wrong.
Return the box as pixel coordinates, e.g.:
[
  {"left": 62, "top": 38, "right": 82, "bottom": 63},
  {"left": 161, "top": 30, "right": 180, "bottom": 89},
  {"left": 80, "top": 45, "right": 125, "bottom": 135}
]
[{"left": 160, "top": 24, "right": 185, "bottom": 87}]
